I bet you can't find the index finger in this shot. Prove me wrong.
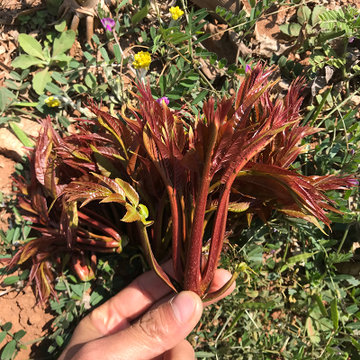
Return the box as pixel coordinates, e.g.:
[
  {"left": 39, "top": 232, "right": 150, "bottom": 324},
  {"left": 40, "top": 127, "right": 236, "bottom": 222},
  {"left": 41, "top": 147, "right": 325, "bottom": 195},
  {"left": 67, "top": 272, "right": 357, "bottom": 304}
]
[
  {"left": 88, "top": 262, "right": 176, "bottom": 337},
  {"left": 58, "top": 264, "right": 175, "bottom": 360}
]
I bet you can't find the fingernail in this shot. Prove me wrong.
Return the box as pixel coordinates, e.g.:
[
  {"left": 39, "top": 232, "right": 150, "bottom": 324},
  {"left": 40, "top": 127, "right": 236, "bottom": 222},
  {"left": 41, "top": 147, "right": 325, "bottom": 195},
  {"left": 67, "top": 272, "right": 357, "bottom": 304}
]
[{"left": 170, "top": 291, "right": 197, "bottom": 324}]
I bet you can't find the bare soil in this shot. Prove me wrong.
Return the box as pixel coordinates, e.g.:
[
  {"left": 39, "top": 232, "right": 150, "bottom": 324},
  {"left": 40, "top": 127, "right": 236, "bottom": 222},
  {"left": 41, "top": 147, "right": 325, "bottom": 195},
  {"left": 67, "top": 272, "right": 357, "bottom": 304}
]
[{"left": 0, "top": 283, "right": 54, "bottom": 360}]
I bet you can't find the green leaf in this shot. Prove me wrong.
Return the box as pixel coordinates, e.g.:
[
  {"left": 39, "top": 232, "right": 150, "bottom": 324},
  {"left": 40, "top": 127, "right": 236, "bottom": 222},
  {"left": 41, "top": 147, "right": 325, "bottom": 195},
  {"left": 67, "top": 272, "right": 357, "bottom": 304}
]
[
  {"left": 0, "top": 332, "right": 7, "bottom": 345},
  {"left": 52, "top": 30, "right": 75, "bottom": 57},
  {"left": 1, "top": 323, "right": 12, "bottom": 332},
  {"left": 9, "top": 122, "right": 35, "bottom": 148},
  {"left": 54, "top": 20, "right": 67, "bottom": 32},
  {"left": 115, "top": 178, "right": 139, "bottom": 206},
  {"left": 330, "top": 299, "right": 339, "bottom": 331},
  {"left": 55, "top": 335, "right": 64, "bottom": 346},
  {"left": 297, "top": 6, "right": 311, "bottom": 25},
  {"left": 131, "top": 3, "right": 149, "bottom": 25},
  {"left": 2, "top": 275, "right": 20, "bottom": 285},
  {"left": 192, "top": 90, "right": 208, "bottom": 105},
  {"left": 51, "top": 53, "right": 72, "bottom": 64},
  {"left": 19, "top": 269, "right": 30, "bottom": 281},
  {"left": 45, "top": 82, "right": 62, "bottom": 95},
  {"left": 92, "top": 34, "right": 100, "bottom": 45},
  {"left": 73, "top": 84, "right": 88, "bottom": 94},
  {"left": 32, "top": 68, "right": 52, "bottom": 95},
  {"left": 84, "top": 73, "right": 97, "bottom": 89},
  {"left": 313, "top": 294, "right": 328, "bottom": 317},
  {"left": 350, "top": 337, "right": 360, "bottom": 351},
  {"left": 100, "top": 47, "right": 110, "bottom": 63},
  {"left": 279, "top": 23, "right": 302, "bottom": 37},
  {"left": 90, "top": 290, "right": 103, "bottom": 306},
  {"left": 11, "top": 55, "right": 46, "bottom": 69},
  {"left": 195, "top": 352, "right": 215, "bottom": 358},
  {"left": 1, "top": 340, "right": 16, "bottom": 360},
  {"left": 18, "top": 34, "right": 45, "bottom": 60},
  {"left": 51, "top": 71, "right": 68, "bottom": 84},
  {"left": 113, "top": 43, "right": 122, "bottom": 63},
  {"left": 138, "top": 204, "right": 153, "bottom": 225},
  {"left": 13, "top": 330, "right": 26, "bottom": 342},
  {"left": 159, "top": 75, "right": 166, "bottom": 96},
  {"left": 280, "top": 252, "right": 317, "bottom": 273},
  {"left": 311, "top": 6, "right": 325, "bottom": 25},
  {"left": 0, "top": 88, "right": 16, "bottom": 113}
]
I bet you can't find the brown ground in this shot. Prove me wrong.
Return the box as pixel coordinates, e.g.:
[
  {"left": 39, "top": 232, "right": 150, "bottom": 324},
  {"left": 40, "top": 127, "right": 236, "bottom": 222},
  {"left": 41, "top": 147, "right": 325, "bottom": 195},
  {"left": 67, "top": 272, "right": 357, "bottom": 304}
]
[
  {"left": 0, "top": 151, "right": 53, "bottom": 359},
  {"left": 0, "top": 146, "right": 52, "bottom": 360},
  {"left": 0, "top": 284, "right": 54, "bottom": 360},
  {"left": 0, "top": 155, "right": 15, "bottom": 196}
]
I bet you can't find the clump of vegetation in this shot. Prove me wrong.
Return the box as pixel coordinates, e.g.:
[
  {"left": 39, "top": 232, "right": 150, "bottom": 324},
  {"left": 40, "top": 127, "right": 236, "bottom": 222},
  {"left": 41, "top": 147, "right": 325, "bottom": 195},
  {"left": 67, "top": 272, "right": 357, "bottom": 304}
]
[{"left": 6, "top": 64, "right": 356, "bottom": 304}]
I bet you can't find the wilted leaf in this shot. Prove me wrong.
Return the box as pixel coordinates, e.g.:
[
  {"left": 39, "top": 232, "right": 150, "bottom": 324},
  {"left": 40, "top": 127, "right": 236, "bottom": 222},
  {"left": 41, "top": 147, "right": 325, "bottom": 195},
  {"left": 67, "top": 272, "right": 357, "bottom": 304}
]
[
  {"left": 306, "top": 317, "right": 320, "bottom": 344},
  {"left": 297, "top": 5, "right": 311, "bottom": 25},
  {"left": 121, "top": 203, "right": 141, "bottom": 222},
  {"left": 228, "top": 202, "right": 250, "bottom": 213}
]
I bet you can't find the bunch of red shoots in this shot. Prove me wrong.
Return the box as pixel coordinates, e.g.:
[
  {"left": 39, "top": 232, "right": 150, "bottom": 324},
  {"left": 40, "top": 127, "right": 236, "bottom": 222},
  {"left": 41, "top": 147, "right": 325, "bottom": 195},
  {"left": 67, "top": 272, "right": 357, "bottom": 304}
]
[{"left": 7, "top": 64, "right": 357, "bottom": 302}]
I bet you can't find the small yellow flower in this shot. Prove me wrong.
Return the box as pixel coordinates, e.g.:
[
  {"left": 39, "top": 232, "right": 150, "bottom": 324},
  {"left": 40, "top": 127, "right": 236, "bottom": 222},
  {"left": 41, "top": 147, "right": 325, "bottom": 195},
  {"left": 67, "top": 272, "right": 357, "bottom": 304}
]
[
  {"left": 45, "top": 96, "right": 61, "bottom": 108},
  {"left": 133, "top": 51, "right": 152, "bottom": 70},
  {"left": 169, "top": 6, "right": 184, "bottom": 21}
]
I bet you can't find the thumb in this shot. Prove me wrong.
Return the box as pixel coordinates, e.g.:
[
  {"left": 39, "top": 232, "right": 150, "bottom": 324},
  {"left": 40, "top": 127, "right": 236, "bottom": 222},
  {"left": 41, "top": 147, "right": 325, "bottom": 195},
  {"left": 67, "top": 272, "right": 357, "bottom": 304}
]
[{"left": 75, "top": 291, "right": 203, "bottom": 360}]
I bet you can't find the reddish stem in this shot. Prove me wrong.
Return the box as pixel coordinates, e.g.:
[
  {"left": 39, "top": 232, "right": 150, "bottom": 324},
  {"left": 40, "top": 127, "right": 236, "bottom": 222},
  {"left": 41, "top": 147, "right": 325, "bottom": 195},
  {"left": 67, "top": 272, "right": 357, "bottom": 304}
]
[
  {"left": 184, "top": 123, "right": 218, "bottom": 294},
  {"left": 78, "top": 211, "right": 121, "bottom": 241},
  {"left": 201, "top": 184, "right": 231, "bottom": 291},
  {"left": 167, "top": 186, "right": 183, "bottom": 283},
  {"left": 202, "top": 160, "right": 248, "bottom": 291}
]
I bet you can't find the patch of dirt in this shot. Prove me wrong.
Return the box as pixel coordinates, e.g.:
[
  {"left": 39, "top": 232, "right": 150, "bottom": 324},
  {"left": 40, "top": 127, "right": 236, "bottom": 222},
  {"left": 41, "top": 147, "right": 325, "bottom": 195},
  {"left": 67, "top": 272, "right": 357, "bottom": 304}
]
[
  {"left": 0, "top": 155, "right": 15, "bottom": 195},
  {"left": 0, "top": 155, "right": 16, "bottom": 233},
  {"left": 0, "top": 0, "right": 44, "bottom": 26},
  {"left": 0, "top": 153, "right": 52, "bottom": 360},
  {"left": 0, "top": 283, "right": 53, "bottom": 360}
]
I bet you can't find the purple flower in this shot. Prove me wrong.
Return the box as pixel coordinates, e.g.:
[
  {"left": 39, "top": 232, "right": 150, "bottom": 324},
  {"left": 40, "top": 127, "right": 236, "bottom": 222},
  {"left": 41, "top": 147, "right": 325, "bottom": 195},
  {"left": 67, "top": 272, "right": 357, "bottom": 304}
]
[
  {"left": 101, "top": 18, "right": 116, "bottom": 32},
  {"left": 245, "top": 64, "right": 251, "bottom": 73},
  {"left": 349, "top": 36, "right": 355, "bottom": 43},
  {"left": 156, "top": 96, "right": 169, "bottom": 105},
  {"left": 348, "top": 178, "right": 359, "bottom": 187}
]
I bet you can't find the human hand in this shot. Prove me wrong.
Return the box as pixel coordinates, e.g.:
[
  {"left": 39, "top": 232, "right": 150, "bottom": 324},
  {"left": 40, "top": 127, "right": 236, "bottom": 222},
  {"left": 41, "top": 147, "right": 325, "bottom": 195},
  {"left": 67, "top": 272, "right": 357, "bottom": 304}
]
[{"left": 58, "top": 267, "right": 235, "bottom": 360}]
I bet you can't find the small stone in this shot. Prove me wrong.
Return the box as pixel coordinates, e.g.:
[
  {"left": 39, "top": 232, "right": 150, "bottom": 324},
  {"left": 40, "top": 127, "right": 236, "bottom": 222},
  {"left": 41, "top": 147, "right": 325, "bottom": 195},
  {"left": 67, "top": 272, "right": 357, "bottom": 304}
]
[{"left": 0, "top": 119, "right": 41, "bottom": 161}]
